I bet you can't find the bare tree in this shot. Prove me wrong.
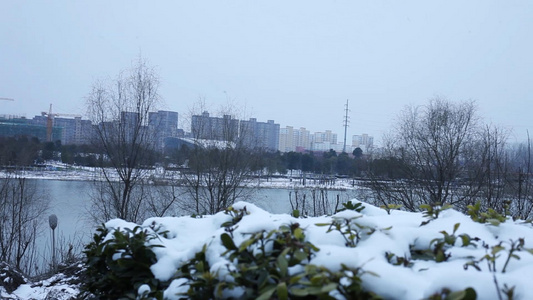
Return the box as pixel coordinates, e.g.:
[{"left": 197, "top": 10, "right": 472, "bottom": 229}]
[
  {"left": 470, "top": 125, "right": 512, "bottom": 212},
  {"left": 369, "top": 98, "right": 481, "bottom": 211},
  {"left": 178, "top": 102, "right": 259, "bottom": 215},
  {"left": 508, "top": 132, "right": 533, "bottom": 218},
  {"left": 86, "top": 58, "right": 161, "bottom": 223},
  {"left": 0, "top": 174, "right": 49, "bottom": 275}
]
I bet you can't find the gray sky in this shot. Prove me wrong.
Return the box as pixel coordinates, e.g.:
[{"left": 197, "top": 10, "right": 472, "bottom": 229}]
[{"left": 1, "top": 1, "right": 532, "bottom": 145}]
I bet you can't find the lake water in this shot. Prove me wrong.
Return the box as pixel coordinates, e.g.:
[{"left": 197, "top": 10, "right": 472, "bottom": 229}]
[{"left": 32, "top": 179, "right": 363, "bottom": 271}]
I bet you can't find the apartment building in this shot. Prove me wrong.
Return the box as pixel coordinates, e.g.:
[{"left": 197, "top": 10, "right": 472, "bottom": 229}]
[
  {"left": 54, "top": 117, "right": 92, "bottom": 145},
  {"left": 311, "top": 130, "right": 338, "bottom": 152},
  {"left": 149, "top": 110, "right": 179, "bottom": 151},
  {"left": 191, "top": 111, "right": 239, "bottom": 141},
  {"left": 240, "top": 118, "right": 280, "bottom": 151},
  {"left": 278, "top": 126, "right": 311, "bottom": 152},
  {"left": 352, "top": 134, "right": 374, "bottom": 152}
]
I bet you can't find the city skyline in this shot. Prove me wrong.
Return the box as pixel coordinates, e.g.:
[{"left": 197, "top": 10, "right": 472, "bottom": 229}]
[
  {"left": 0, "top": 108, "right": 373, "bottom": 154},
  {"left": 0, "top": 98, "right": 374, "bottom": 147},
  {"left": 2, "top": 1, "right": 532, "bottom": 144}
]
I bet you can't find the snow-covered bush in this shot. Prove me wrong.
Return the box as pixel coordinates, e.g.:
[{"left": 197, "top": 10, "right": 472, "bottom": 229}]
[
  {"left": 83, "top": 225, "right": 166, "bottom": 299},
  {"left": 82, "top": 200, "right": 533, "bottom": 300}
]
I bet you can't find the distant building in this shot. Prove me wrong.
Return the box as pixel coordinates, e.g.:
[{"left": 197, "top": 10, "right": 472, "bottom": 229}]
[
  {"left": 295, "top": 127, "right": 311, "bottom": 151},
  {"left": 149, "top": 110, "right": 179, "bottom": 151},
  {"left": 352, "top": 134, "right": 374, "bottom": 152},
  {"left": 311, "top": 130, "right": 338, "bottom": 152},
  {"left": 240, "top": 118, "right": 280, "bottom": 151},
  {"left": 191, "top": 111, "right": 239, "bottom": 141},
  {"left": 0, "top": 115, "right": 59, "bottom": 142},
  {"left": 191, "top": 112, "right": 279, "bottom": 151},
  {"left": 278, "top": 126, "right": 295, "bottom": 152},
  {"left": 54, "top": 117, "right": 92, "bottom": 145},
  {"left": 278, "top": 126, "right": 311, "bottom": 152},
  {"left": 279, "top": 127, "right": 340, "bottom": 153}
]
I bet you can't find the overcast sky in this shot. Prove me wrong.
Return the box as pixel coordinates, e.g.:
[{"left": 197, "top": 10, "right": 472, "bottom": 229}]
[{"left": 1, "top": 1, "right": 532, "bottom": 145}]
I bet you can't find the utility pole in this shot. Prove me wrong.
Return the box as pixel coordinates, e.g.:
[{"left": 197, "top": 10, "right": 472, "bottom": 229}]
[{"left": 343, "top": 99, "right": 350, "bottom": 153}]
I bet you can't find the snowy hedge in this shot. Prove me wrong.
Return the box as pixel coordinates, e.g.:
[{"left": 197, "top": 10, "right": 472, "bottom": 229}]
[{"left": 84, "top": 200, "right": 533, "bottom": 299}]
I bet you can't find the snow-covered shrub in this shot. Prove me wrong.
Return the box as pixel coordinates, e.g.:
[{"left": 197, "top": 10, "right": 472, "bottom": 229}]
[
  {"left": 81, "top": 200, "right": 533, "bottom": 300},
  {"left": 83, "top": 225, "right": 167, "bottom": 299},
  {"left": 0, "top": 261, "right": 27, "bottom": 293},
  {"left": 175, "top": 222, "right": 381, "bottom": 299}
]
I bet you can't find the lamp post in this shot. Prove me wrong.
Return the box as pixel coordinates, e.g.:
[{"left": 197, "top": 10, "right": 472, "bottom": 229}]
[{"left": 49, "top": 214, "right": 58, "bottom": 271}]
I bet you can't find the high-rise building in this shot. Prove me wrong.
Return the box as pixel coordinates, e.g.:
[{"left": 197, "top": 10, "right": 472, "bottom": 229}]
[
  {"left": 279, "top": 127, "right": 335, "bottom": 153},
  {"left": 191, "top": 111, "right": 239, "bottom": 141},
  {"left": 240, "top": 118, "right": 280, "bottom": 151},
  {"left": 191, "top": 112, "right": 279, "bottom": 151},
  {"left": 352, "top": 134, "right": 374, "bottom": 152},
  {"left": 311, "top": 130, "right": 338, "bottom": 151},
  {"left": 279, "top": 126, "right": 308, "bottom": 152},
  {"left": 295, "top": 127, "right": 311, "bottom": 151},
  {"left": 279, "top": 126, "right": 295, "bottom": 152},
  {"left": 149, "top": 110, "right": 179, "bottom": 151},
  {"left": 53, "top": 117, "right": 93, "bottom": 145},
  {"left": 120, "top": 111, "right": 140, "bottom": 144}
]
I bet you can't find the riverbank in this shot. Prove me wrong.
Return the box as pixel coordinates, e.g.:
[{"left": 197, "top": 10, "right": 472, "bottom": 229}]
[{"left": 0, "top": 163, "right": 359, "bottom": 191}]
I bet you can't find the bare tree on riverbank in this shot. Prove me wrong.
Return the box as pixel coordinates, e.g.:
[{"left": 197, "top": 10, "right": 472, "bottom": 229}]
[
  {"left": 368, "top": 98, "right": 482, "bottom": 211},
  {"left": 178, "top": 101, "right": 259, "bottom": 215},
  {"left": 0, "top": 174, "right": 49, "bottom": 275},
  {"left": 367, "top": 98, "right": 529, "bottom": 217},
  {"left": 86, "top": 58, "right": 161, "bottom": 223}
]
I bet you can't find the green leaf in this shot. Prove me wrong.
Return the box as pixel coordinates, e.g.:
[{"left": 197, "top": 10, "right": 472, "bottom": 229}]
[
  {"left": 277, "top": 282, "right": 288, "bottom": 300},
  {"left": 453, "top": 223, "right": 460, "bottom": 233},
  {"left": 463, "top": 287, "right": 477, "bottom": 300},
  {"left": 460, "top": 235, "right": 471, "bottom": 247},
  {"left": 320, "top": 282, "right": 338, "bottom": 293},
  {"left": 492, "top": 245, "right": 505, "bottom": 255},
  {"left": 487, "top": 218, "right": 501, "bottom": 226},
  {"left": 292, "top": 209, "right": 300, "bottom": 218},
  {"left": 294, "top": 227, "right": 304, "bottom": 240},
  {"left": 220, "top": 233, "right": 237, "bottom": 250},
  {"left": 239, "top": 237, "right": 255, "bottom": 251},
  {"left": 294, "top": 250, "right": 308, "bottom": 262},
  {"left": 420, "top": 204, "right": 431, "bottom": 211},
  {"left": 289, "top": 274, "right": 304, "bottom": 284},
  {"left": 257, "top": 286, "right": 276, "bottom": 300},
  {"left": 257, "top": 270, "right": 269, "bottom": 287},
  {"left": 277, "top": 254, "right": 288, "bottom": 278},
  {"left": 315, "top": 223, "right": 332, "bottom": 227},
  {"left": 436, "top": 251, "right": 446, "bottom": 262},
  {"left": 447, "top": 287, "right": 477, "bottom": 300},
  {"left": 290, "top": 288, "right": 309, "bottom": 297},
  {"left": 305, "top": 286, "right": 325, "bottom": 295},
  {"left": 444, "top": 235, "right": 456, "bottom": 245}
]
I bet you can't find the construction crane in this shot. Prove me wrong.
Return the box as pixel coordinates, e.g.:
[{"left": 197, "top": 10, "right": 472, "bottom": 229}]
[{"left": 41, "top": 104, "right": 82, "bottom": 142}]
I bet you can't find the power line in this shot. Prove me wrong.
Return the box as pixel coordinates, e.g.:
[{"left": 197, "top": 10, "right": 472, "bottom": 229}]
[{"left": 343, "top": 99, "right": 350, "bottom": 153}]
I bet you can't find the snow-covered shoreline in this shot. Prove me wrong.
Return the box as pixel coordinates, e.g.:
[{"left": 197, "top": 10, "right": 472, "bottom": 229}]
[{"left": 0, "top": 165, "right": 359, "bottom": 191}]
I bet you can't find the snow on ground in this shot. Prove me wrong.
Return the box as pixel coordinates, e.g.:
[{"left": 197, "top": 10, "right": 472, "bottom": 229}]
[
  {"left": 3, "top": 264, "right": 84, "bottom": 300},
  {"left": 55, "top": 199, "right": 533, "bottom": 300},
  {"left": 0, "top": 165, "right": 357, "bottom": 190}
]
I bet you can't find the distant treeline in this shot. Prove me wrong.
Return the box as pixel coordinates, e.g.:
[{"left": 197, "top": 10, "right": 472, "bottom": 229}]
[{"left": 0, "top": 135, "right": 374, "bottom": 176}]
